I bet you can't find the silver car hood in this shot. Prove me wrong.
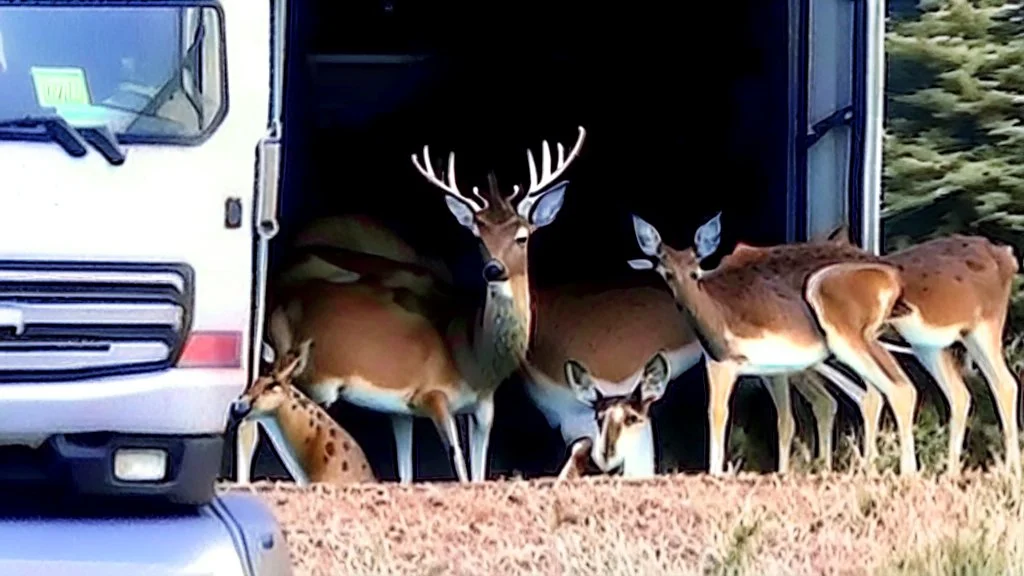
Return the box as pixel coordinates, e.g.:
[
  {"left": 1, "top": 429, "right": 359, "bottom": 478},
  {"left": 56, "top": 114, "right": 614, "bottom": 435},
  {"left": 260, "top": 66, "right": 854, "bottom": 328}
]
[{"left": 0, "top": 492, "right": 291, "bottom": 576}]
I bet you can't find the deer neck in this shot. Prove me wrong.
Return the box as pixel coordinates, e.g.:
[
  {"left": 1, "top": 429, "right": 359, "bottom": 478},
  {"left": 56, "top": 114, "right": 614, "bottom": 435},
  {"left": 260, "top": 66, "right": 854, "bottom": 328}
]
[
  {"left": 261, "top": 401, "right": 323, "bottom": 483},
  {"left": 620, "top": 419, "right": 656, "bottom": 478},
  {"left": 675, "top": 276, "right": 731, "bottom": 361},
  {"left": 474, "top": 271, "right": 531, "bottom": 385}
]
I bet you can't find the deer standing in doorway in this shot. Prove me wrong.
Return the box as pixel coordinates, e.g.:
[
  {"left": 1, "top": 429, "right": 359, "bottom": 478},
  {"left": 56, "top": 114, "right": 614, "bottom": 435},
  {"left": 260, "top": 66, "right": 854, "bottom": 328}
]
[
  {"left": 231, "top": 344, "right": 376, "bottom": 485},
  {"left": 629, "top": 212, "right": 923, "bottom": 475},
  {"left": 263, "top": 277, "right": 477, "bottom": 484},
  {"left": 748, "top": 225, "right": 1021, "bottom": 477},
  {"left": 878, "top": 235, "right": 1021, "bottom": 475},
  {"left": 411, "top": 127, "right": 593, "bottom": 480}
]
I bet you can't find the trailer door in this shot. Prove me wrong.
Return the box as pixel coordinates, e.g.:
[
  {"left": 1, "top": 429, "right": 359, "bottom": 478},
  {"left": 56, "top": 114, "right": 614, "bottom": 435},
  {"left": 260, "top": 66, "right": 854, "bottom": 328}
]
[{"left": 793, "top": 0, "right": 879, "bottom": 251}]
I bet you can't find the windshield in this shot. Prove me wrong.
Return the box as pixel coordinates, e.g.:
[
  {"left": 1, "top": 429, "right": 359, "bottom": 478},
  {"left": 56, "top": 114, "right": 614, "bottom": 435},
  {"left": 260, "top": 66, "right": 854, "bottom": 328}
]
[{"left": 0, "top": 2, "right": 226, "bottom": 145}]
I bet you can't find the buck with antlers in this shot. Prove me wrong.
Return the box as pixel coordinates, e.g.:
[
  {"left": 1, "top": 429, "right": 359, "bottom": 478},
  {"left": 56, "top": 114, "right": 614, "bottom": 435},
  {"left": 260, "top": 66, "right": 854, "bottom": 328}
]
[
  {"left": 230, "top": 344, "right": 376, "bottom": 486},
  {"left": 629, "top": 212, "right": 923, "bottom": 475},
  {"left": 411, "top": 127, "right": 593, "bottom": 477}
]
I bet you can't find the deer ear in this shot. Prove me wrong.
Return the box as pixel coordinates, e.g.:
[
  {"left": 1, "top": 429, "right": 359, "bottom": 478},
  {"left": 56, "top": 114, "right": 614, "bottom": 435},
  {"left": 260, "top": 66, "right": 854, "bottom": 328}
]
[
  {"left": 444, "top": 194, "right": 479, "bottom": 230},
  {"left": 260, "top": 340, "right": 276, "bottom": 365},
  {"left": 444, "top": 196, "right": 478, "bottom": 231},
  {"left": 292, "top": 338, "right": 314, "bottom": 376},
  {"left": 564, "top": 359, "right": 599, "bottom": 405},
  {"left": 268, "top": 305, "right": 294, "bottom": 353},
  {"left": 639, "top": 351, "right": 672, "bottom": 403},
  {"left": 528, "top": 181, "right": 568, "bottom": 228},
  {"left": 276, "top": 355, "right": 302, "bottom": 381},
  {"left": 627, "top": 258, "right": 655, "bottom": 270},
  {"left": 694, "top": 212, "right": 722, "bottom": 259},
  {"left": 632, "top": 215, "right": 663, "bottom": 257}
]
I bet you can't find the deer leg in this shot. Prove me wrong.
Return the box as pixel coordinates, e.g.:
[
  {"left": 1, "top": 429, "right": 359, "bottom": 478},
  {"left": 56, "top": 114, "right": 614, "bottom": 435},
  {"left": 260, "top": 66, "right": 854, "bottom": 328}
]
[
  {"left": 832, "top": 339, "right": 917, "bottom": 474},
  {"left": 391, "top": 414, "right": 414, "bottom": 484},
  {"left": 860, "top": 385, "right": 884, "bottom": 473},
  {"left": 911, "top": 346, "right": 972, "bottom": 475},
  {"left": 557, "top": 437, "right": 593, "bottom": 482},
  {"left": 705, "top": 359, "right": 740, "bottom": 475},
  {"left": 963, "top": 322, "right": 1022, "bottom": 477},
  {"left": 763, "top": 375, "right": 795, "bottom": 474},
  {"left": 812, "top": 362, "right": 881, "bottom": 471},
  {"left": 235, "top": 419, "right": 260, "bottom": 484},
  {"left": 468, "top": 394, "right": 495, "bottom": 482},
  {"left": 792, "top": 372, "right": 839, "bottom": 471},
  {"left": 418, "top": 390, "right": 469, "bottom": 483},
  {"left": 805, "top": 263, "right": 919, "bottom": 475}
]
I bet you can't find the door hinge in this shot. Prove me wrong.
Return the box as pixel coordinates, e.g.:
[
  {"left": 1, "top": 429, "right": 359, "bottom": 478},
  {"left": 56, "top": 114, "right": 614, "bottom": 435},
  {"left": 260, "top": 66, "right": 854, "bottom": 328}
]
[{"left": 255, "top": 133, "right": 282, "bottom": 240}]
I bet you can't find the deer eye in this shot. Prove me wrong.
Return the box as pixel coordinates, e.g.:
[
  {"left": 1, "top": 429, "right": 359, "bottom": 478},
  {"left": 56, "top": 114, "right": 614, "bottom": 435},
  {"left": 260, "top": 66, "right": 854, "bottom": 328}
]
[
  {"left": 624, "top": 414, "right": 640, "bottom": 426},
  {"left": 514, "top": 226, "right": 529, "bottom": 245}
]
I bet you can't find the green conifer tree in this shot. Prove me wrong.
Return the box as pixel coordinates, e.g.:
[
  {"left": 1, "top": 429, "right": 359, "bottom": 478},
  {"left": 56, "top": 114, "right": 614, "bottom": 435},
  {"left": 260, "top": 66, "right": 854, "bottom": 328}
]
[{"left": 884, "top": 0, "right": 1024, "bottom": 331}]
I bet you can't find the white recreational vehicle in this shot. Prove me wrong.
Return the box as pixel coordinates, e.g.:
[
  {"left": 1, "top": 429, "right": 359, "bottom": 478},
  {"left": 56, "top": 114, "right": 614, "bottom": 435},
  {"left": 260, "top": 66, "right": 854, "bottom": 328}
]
[{"left": 0, "top": 0, "right": 886, "bottom": 497}]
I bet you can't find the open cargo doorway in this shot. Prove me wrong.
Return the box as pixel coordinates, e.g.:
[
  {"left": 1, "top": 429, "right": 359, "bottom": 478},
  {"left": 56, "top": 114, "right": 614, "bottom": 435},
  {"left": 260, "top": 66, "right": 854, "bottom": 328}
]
[{"left": 232, "top": 0, "right": 872, "bottom": 481}]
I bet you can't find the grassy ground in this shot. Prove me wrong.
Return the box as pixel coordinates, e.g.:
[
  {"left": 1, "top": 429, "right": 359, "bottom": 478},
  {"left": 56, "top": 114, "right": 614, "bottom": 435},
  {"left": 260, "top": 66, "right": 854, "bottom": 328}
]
[
  {"left": 224, "top": 470, "right": 1024, "bottom": 576},
  {"left": 223, "top": 358, "right": 1024, "bottom": 575}
]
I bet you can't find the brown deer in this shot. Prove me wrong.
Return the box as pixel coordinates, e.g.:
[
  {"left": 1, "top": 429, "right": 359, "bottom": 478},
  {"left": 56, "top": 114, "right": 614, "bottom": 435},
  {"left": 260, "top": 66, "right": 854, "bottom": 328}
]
[
  {"left": 264, "top": 278, "right": 476, "bottom": 484},
  {"left": 781, "top": 226, "right": 1021, "bottom": 476},
  {"left": 230, "top": 345, "right": 376, "bottom": 486},
  {"left": 410, "top": 127, "right": 589, "bottom": 480},
  {"left": 880, "top": 236, "right": 1021, "bottom": 475},
  {"left": 235, "top": 214, "right": 471, "bottom": 485},
  {"left": 555, "top": 351, "right": 674, "bottom": 480},
  {"left": 628, "top": 212, "right": 922, "bottom": 475},
  {"left": 525, "top": 285, "right": 704, "bottom": 477}
]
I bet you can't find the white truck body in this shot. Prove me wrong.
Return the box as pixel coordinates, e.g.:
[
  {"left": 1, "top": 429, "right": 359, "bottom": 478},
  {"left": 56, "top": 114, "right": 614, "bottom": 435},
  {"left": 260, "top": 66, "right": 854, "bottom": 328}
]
[
  {"left": 0, "top": 1, "right": 267, "bottom": 439},
  {"left": 0, "top": 0, "right": 274, "bottom": 503}
]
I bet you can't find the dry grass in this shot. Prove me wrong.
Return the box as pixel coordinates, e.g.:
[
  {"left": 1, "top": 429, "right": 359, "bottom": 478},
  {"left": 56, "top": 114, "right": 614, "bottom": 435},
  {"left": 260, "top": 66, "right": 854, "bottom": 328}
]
[
  {"left": 221, "top": 358, "right": 1024, "bottom": 575},
  {"left": 221, "top": 469, "right": 1024, "bottom": 576}
]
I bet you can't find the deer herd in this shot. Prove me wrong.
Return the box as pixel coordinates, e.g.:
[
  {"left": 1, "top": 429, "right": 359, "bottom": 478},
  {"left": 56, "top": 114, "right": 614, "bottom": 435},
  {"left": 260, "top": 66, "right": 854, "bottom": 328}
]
[{"left": 229, "top": 125, "right": 1022, "bottom": 488}]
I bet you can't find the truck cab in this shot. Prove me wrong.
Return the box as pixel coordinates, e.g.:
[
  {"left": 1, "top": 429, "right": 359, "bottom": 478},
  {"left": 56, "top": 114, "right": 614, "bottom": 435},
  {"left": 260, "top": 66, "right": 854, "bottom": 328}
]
[
  {"left": 0, "top": 1, "right": 292, "bottom": 573},
  {"left": 0, "top": 0, "right": 270, "bottom": 505}
]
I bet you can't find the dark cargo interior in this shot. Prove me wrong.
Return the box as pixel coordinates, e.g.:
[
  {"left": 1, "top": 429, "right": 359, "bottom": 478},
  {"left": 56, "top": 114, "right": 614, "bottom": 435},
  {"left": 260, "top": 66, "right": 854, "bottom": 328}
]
[{"left": 230, "top": 0, "right": 818, "bottom": 482}]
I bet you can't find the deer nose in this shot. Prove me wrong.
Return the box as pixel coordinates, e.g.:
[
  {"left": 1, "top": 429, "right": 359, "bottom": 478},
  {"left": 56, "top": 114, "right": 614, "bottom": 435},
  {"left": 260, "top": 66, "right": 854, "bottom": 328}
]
[
  {"left": 229, "top": 398, "right": 252, "bottom": 420},
  {"left": 482, "top": 259, "right": 508, "bottom": 283}
]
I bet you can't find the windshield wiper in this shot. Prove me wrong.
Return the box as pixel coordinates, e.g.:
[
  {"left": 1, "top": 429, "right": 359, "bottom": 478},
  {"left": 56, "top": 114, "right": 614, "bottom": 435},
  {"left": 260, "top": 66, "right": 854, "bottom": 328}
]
[
  {"left": 0, "top": 116, "right": 125, "bottom": 166},
  {"left": 76, "top": 125, "right": 126, "bottom": 166}
]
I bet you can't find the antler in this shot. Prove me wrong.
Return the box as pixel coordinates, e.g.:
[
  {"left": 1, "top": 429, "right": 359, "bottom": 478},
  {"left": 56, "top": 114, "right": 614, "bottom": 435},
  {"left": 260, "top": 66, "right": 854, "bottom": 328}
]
[
  {"left": 519, "top": 126, "right": 587, "bottom": 198},
  {"left": 511, "top": 126, "right": 586, "bottom": 219},
  {"left": 411, "top": 145, "right": 488, "bottom": 212}
]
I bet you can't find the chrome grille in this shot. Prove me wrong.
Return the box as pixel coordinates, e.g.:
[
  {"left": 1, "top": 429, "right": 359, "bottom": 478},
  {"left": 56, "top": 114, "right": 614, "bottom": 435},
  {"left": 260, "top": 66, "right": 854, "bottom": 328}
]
[{"left": 0, "top": 263, "right": 194, "bottom": 382}]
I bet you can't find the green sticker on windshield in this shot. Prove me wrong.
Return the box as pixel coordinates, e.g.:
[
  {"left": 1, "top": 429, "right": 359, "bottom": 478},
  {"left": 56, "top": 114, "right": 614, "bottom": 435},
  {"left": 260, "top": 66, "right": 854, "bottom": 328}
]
[{"left": 30, "top": 66, "right": 92, "bottom": 108}]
